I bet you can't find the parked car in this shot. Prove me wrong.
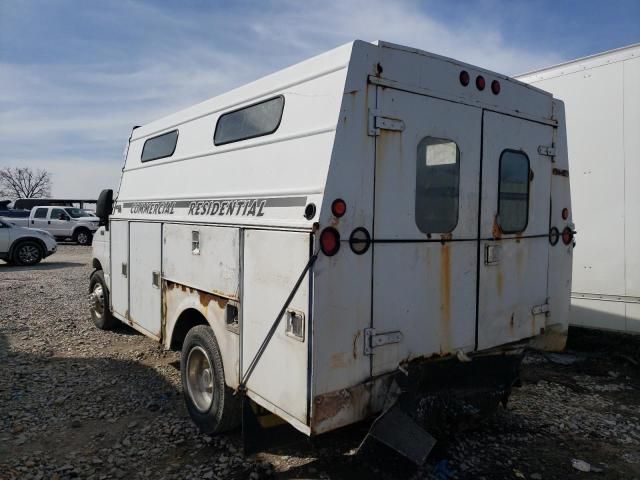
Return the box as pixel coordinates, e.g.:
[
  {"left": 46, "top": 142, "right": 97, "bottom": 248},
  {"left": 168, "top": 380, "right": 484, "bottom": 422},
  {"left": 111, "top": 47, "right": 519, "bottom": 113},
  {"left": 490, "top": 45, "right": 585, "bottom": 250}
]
[
  {"left": 0, "top": 217, "right": 57, "bottom": 265},
  {"left": 9, "top": 206, "right": 100, "bottom": 245}
]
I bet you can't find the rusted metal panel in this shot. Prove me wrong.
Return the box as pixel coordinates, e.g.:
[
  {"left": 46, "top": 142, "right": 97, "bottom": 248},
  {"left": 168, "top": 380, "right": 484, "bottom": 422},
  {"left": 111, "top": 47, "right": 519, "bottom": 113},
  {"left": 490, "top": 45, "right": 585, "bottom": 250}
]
[
  {"left": 371, "top": 88, "right": 481, "bottom": 376},
  {"left": 163, "top": 279, "right": 240, "bottom": 389}
]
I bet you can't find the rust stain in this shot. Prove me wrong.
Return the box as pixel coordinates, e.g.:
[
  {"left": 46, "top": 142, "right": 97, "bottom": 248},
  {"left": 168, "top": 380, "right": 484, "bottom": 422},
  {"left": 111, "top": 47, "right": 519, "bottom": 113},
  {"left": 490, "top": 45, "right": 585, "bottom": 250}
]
[
  {"left": 509, "top": 313, "right": 515, "bottom": 334},
  {"left": 440, "top": 232, "right": 453, "bottom": 243},
  {"left": 313, "top": 390, "right": 351, "bottom": 425},
  {"left": 352, "top": 330, "right": 361, "bottom": 360},
  {"left": 439, "top": 244, "right": 452, "bottom": 353},
  {"left": 492, "top": 215, "right": 502, "bottom": 239},
  {"left": 330, "top": 352, "right": 349, "bottom": 369},
  {"left": 496, "top": 269, "right": 503, "bottom": 297},
  {"left": 165, "top": 280, "right": 230, "bottom": 310}
]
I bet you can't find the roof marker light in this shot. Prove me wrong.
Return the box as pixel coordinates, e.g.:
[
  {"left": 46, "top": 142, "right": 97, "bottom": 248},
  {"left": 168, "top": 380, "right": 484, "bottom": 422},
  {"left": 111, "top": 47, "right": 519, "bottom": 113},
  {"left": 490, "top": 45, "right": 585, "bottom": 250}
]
[
  {"left": 491, "top": 80, "right": 501, "bottom": 95},
  {"left": 476, "top": 75, "right": 486, "bottom": 91},
  {"left": 459, "top": 70, "right": 470, "bottom": 86}
]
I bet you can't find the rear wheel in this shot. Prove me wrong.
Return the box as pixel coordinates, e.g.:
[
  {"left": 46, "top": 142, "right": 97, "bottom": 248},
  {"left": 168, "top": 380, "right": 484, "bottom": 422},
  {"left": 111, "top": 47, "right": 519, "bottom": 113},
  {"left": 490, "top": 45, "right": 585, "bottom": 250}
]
[
  {"left": 181, "top": 325, "right": 240, "bottom": 433},
  {"left": 12, "top": 241, "right": 43, "bottom": 266},
  {"left": 89, "top": 270, "right": 117, "bottom": 330},
  {"left": 74, "top": 228, "right": 92, "bottom": 245}
]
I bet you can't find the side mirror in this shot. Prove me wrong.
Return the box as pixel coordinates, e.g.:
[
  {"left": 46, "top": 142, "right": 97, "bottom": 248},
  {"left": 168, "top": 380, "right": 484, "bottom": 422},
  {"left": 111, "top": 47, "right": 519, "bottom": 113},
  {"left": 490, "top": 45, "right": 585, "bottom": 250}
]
[{"left": 96, "top": 189, "right": 114, "bottom": 227}]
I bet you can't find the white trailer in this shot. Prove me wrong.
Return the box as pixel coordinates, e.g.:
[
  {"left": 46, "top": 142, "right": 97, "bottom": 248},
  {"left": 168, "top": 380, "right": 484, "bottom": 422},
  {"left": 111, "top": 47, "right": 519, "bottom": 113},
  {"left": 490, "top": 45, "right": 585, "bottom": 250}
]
[
  {"left": 90, "top": 40, "right": 573, "bottom": 453},
  {"left": 518, "top": 44, "right": 640, "bottom": 334}
]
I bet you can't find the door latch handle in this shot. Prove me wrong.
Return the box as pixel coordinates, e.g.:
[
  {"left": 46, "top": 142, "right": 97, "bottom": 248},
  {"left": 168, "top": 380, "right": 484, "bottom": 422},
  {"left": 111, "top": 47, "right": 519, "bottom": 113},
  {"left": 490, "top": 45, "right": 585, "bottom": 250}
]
[{"left": 152, "top": 271, "right": 160, "bottom": 288}]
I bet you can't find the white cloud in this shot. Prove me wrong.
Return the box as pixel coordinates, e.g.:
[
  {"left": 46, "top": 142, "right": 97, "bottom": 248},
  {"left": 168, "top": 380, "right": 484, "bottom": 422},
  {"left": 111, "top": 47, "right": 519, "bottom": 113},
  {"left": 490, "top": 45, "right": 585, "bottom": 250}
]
[{"left": 0, "top": 0, "right": 563, "bottom": 197}]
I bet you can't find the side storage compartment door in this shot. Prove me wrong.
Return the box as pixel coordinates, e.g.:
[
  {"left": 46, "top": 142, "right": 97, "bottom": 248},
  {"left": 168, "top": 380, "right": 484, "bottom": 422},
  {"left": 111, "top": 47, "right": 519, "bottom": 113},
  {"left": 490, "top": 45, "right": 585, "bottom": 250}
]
[
  {"left": 477, "top": 111, "right": 553, "bottom": 349},
  {"left": 129, "top": 222, "right": 162, "bottom": 338},
  {"left": 109, "top": 220, "right": 129, "bottom": 319},
  {"left": 242, "top": 230, "right": 311, "bottom": 428}
]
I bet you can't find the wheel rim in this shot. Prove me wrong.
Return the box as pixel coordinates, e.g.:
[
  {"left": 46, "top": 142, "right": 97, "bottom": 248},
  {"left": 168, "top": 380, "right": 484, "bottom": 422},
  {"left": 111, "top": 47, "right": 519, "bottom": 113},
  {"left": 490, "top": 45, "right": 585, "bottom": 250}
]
[
  {"left": 18, "top": 245, "right": 39, "bottom": 264},
  {"left": 186, "top": 346, "right": 214, "bottom": 413},
  {"left": 90, "top": 283, "right": 104, "bottom": 318},
  {"left": 77, "top": 232, "right": 89, "bottom": 244}
]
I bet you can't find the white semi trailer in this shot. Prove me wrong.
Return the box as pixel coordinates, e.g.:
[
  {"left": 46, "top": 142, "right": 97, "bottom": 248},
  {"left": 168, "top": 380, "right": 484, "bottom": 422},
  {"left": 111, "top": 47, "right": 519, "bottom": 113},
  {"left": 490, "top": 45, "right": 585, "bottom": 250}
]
[
  {"left": 518, "top": 44, "right": 640, "bottom": 334},
  {"left": 90, "top": 40, "right": 573, "bottom": 456}
]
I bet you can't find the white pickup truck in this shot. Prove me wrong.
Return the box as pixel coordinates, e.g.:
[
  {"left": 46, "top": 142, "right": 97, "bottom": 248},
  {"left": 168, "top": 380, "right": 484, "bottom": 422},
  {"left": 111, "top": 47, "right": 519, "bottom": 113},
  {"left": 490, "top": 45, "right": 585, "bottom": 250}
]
[
  {"left": 0, "top": 218, "right": 57, "bottom": 265},
  {"left": 8, "top": 206, "right": 100, "bottom": 245}
]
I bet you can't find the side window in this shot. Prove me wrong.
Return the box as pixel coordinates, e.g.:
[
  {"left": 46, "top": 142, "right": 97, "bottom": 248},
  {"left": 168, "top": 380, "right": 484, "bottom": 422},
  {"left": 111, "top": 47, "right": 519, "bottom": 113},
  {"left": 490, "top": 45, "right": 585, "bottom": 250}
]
[
  {"left": 415, "top": 137, "right": 460, "bottom": 233},
  {"left": 141, "top": 130, "right": 179, "bottom": 163},
  {"left": 214, "top": 96, "right": 284, "bottom": 146},
  {"left": 498, "top": 150, "right": 530, "bottom": 233},
  {"left": 33, "top": 208, "right": 48, "bottom": 219},
  {"left": 51, "top": 208, "right": 67, "bottom": 220}
]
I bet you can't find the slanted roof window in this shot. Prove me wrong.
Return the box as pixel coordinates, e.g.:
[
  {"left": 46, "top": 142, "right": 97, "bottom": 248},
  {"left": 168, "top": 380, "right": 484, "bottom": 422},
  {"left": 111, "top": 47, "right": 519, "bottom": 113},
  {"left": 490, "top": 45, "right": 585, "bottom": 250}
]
[
  {"left": 214, "top": 96, "right": 284, "bottom": 146},
  {"left": 141, "top": 130, "right": 179, "bottom": 163}
]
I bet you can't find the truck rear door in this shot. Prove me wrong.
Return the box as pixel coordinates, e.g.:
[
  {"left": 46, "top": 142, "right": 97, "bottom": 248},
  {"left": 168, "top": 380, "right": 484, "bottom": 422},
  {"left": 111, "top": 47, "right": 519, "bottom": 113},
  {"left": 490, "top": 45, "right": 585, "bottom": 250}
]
[
  {"left": 371, "top": 88, "right": 481, "bottom": 375},
  {"left": 477, "top": 111, "right": 553, "bottom": 349}
]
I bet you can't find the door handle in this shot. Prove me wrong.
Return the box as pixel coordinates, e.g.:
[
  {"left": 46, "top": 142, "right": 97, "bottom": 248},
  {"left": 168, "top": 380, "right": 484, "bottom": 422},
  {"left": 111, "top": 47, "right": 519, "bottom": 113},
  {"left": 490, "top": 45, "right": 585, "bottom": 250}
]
[
  {"left": 48, "top": 221, "right": 51, "bottom": 224},
  {"left": 152, "top": 271, "right": 160, "bottom": 288}
]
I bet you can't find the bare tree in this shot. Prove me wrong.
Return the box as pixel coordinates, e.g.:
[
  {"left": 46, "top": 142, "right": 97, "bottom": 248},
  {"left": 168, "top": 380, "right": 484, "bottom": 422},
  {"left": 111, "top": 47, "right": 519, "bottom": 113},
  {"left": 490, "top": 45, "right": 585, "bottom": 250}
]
[{"left": 0, "top": 167, "right": 52, "bottom": 199}]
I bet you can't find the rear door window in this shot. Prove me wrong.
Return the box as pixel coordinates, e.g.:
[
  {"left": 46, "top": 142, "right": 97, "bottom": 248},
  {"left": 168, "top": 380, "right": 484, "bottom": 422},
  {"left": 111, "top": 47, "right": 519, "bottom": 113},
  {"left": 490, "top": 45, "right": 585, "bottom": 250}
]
[
  {"left": 497, "top": 150, "right": 530, "bottom": 233},
  {"left": 33, "top": 208, "right": 48, "bottom": 219},
  {"left": 415, "top": 137, "right": 460, "bottom": 233}
]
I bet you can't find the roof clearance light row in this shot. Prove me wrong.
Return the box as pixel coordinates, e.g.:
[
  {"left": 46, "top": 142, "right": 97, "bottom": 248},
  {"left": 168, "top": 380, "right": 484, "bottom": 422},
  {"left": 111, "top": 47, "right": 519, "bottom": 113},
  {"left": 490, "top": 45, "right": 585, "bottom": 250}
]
[{"left": 459, "top": 70, "right": 500, "bottom": 95}]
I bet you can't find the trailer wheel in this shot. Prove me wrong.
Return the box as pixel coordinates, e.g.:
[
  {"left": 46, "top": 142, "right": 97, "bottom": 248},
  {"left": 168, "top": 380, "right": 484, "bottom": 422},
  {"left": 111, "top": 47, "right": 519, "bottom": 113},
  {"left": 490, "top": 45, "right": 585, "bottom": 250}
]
[
  {"left": 74, "top": 228, "right": 92, "bottom": 246},
  {"left": 181, "top": 325, "right": 240, "bottom": 433},
  {"left": 89, "top": 270, "right": 117, "bottom": 330}
]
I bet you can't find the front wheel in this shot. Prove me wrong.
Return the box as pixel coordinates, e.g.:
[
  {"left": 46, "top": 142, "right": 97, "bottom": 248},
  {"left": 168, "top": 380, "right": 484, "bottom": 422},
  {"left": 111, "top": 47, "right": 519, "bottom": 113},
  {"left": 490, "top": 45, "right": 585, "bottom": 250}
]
[
  {"left": 74, "top": 228, "right": 92, "bottom": 246},
  {"left": 12, "top": 241, "right": 43, "bottom": 266},
  {"left": 181, "top": 325, "right": 240, "bottom": 433},
  {"left": 89, "top": 270, "right": 117, "bottom": 330}
]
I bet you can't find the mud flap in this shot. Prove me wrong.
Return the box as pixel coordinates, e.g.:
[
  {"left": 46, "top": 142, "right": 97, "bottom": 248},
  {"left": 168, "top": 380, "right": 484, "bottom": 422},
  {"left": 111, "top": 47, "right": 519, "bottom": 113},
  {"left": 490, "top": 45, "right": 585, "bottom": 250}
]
[{"left": 359, "top": 402, "right": 437, "bottom": 465}]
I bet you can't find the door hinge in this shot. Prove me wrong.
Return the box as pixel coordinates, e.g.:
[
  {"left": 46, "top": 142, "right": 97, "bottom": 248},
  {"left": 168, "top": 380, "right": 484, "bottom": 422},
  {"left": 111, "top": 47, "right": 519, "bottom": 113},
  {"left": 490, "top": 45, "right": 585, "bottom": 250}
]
[
  {"left": 368, "top": 109, "right": 405, "bottom": 136},
  {"left": 537, "top": 145, "right": 556, "bottom": 158},
  {"left": 364, "top": 328, "right": 403, "bottom": 355},
  {"left": 532, "top": 303, "right": 550, "bottom": 315}
]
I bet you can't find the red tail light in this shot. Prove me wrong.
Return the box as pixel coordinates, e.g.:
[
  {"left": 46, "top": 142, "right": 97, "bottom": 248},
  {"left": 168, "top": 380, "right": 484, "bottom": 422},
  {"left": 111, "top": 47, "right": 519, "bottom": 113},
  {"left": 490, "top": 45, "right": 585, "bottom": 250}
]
[
  {"left": 331, "top": 198, "right": 347, "bottom": 218},
  {"left": 491, "top": 80, "right": 501, "bottom": 95},
  {"left": 561, "top": 227, "right": 574, "bottom": 245},
  {"left": 320, "top": 227, "right": 340, "bottom": 256},
  {"left": 476, "top": 75, "right": 485, "bottom": 91},
  {"left": 562, "top": 208, "right": 569, "bottom": 220}
]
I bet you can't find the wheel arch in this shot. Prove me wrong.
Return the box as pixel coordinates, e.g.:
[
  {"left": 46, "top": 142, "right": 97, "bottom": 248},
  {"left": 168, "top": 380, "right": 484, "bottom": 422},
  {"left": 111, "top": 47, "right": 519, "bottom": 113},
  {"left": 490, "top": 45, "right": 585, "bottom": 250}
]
[
  {"left": 169, "top": 308, "right": 209, "bottom": 351},
  {"left": 9, "top": 237, "right": 46, "bottom": 258}
]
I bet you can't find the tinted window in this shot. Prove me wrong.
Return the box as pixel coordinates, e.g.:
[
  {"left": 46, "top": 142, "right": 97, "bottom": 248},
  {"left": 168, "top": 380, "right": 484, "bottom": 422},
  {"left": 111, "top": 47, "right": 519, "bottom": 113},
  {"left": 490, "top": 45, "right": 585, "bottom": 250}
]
[
  {"left": 214, "top": 96, "right": 284, "bottom": 146},
  {"left": 415, "top": 137, "right": 460, "bottom": 233},
  {"left": 51, "top": 208, "right": 67, "bottom": 220},
  {"left": 65, "top": 208, "right": 90, "bottom": 218},
  {"left": 33, "top": 208, "right": 48, "bottom": 219},
  {"left": 498, "top": 150, "right": 530, "bottom": 233},
  {"left": 141, "top": 130, "right": 178, "bottom": 162}
]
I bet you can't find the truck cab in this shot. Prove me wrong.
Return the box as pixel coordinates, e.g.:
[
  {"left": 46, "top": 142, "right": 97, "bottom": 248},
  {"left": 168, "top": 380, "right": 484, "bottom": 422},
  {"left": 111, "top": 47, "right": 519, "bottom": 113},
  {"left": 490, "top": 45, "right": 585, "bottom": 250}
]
[{"left": 29, "top": 206, "right": 99, "bottom": 245}]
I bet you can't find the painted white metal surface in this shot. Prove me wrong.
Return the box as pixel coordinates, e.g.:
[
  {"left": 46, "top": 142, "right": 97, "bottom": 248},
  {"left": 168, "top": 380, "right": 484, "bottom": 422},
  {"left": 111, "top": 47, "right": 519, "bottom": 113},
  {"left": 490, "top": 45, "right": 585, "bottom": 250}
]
[
  {"left": 372, "top": 89, "right": 481, "bottom": 375},
  {"left": 91, "top": 39, "right": 572, "bottom": 436},
  {"left": 162, "top": 223, "right": 239, "bottom": 299},
  {"left": 129, "top": 222, "right": 162, "bottom": 338},
  {"left": 241, "top": 229, "right": 310, "bottom": 424},
  {"left": 477, "top": 112, "right": 553, "bottom": 349},
  {"left": 518, "top": 44, "right": 639, "bottom": 333},
  {"left": 109, "top": 220, "right": 129, "bottom": 319}
]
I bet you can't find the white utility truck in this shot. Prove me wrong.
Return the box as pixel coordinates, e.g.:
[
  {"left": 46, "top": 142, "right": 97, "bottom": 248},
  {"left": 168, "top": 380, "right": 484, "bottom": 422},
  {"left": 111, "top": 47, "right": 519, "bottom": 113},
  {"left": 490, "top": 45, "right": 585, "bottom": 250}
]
[
  {"left": 9, "top": 206, "right": 100, "bottom": 245},
  {"left": 518, "top": 44, "right": 639, "bottom": 334},
  {"left": 90, "top": 40, "right": 573, "bottom": 457}
]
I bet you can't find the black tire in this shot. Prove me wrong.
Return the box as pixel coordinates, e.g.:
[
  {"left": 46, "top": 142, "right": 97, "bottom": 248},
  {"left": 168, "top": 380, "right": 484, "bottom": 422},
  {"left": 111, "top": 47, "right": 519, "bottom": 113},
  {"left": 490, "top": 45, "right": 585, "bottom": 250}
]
[
  {"left": 181, "top": 325, "right": 241, "bottom": 433},
  {"left": 74, "top": 228, "right": 92, "bottom": 246},
  {"left": 12, "top": 241, "right": 43, "bottom": 266},
  {"left": 89, "top": 270, "right": 117, "bottom": 330}
]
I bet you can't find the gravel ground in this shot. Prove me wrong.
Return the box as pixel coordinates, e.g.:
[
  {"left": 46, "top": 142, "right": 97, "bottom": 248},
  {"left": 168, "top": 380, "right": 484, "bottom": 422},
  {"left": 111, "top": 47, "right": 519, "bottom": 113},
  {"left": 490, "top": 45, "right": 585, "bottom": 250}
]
[{"left": 1, "top": 245, "right": 639, "bottom": 480}]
